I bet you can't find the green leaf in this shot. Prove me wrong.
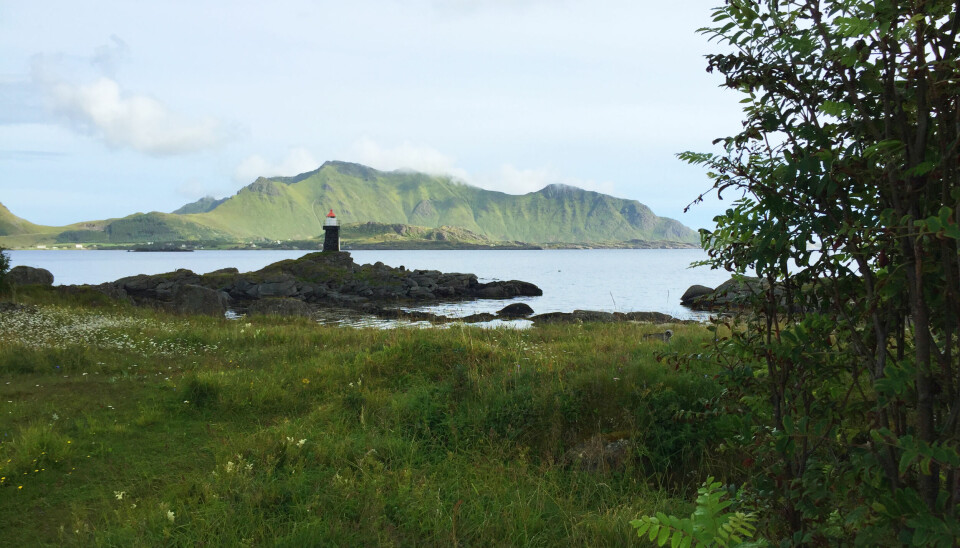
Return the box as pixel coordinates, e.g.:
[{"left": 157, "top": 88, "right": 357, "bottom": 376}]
[
  {"left": 649, "top": 523, "right": 661, "bottom": 542},
  {"left": 658, "top": 525, "right": 672, "bottom": 546}
]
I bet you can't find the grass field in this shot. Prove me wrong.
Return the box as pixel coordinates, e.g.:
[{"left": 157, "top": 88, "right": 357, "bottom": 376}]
[{"left": 0, "top": 290, "right": 729, "bottom": 546}]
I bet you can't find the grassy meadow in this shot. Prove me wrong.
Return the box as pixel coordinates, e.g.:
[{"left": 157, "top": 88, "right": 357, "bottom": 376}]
[{"left": 0, "top": 289, "right": 732, "bottom": 546}]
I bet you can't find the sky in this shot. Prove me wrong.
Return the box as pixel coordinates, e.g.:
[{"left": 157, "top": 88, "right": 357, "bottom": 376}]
[{"left": 0, "top": 0, "right": 744, "bottom": 231}]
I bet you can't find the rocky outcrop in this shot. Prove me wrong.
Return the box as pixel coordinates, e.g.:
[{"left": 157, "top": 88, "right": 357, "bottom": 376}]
[
  {"left": 171, "top": 284, "right": 228, "bottom": 316},
  {"left": 680, "top": 284, "right": 714, "bottom": 306},
  {"left": 97, "top": 252, "right": 542, "bottom": 317},
  {"left": 681, "top": 277, "right": 779, "bottom": 311},
  {"left": 102, "top": 269, "right": 226, "bottom": 316},
  {"left": 498, "top": 303, "right": 534, "bottom": 317},
  {"left": 531, "top": 310, "right": 679, "bottom": 325},
  {"left": 7, "top": 266, "right": 54, "bottom": 286}
]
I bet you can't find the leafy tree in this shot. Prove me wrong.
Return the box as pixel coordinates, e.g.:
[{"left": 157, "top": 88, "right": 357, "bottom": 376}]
[
  {"left": 682, "top": 0, "right": 960, "bottom": 544},
  {"left": 0, "top": 246, "right": 9, "bottom": 296}
]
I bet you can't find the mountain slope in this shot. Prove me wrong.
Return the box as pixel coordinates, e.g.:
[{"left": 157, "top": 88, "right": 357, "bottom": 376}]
[
  {"left": 1, "top": 161, "right": 699, "bottom": 247},
  {"left": 181, "top": 161, "right": 699, "bottom": 244},
  {"left": 0, "top": 202, "right": 47, "bottom": 236},
  {"left": 172, "top": 196, "right": 228, "bottom": 214}
]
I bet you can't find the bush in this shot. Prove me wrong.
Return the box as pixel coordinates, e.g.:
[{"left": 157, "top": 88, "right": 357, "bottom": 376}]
[{"left": 0, "top": 246, "right": 9, "bottom": 297}]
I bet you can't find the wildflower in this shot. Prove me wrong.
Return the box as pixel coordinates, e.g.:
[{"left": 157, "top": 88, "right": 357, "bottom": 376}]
[
  {"left": 297, "top": 439, "right": 306, "bottom": 448},
  {"left": 225, "top": 461, "right": 235, "bottom": 473},
  {"left": 166, "top": 510, "right": 175, "bottom": 523},
  {"left": 245, "top": 462, "right": 253, "bottom": 472},
  {"left": 286, "top": 437, "right": 294, "bottom": 444},
  {"left": 115, "top": 491, "right": 124, "bottom": 500},
  {"left": 52, "top": 413, "right": 59, "bottom": 421},
  {"left": 302, "top": 378, "right": 310, "bottom": 384}
]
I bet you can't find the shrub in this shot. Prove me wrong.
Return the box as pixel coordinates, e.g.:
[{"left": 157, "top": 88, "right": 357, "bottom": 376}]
[{"left": 0, "top": 246, "right": 9, "bottom": 297}]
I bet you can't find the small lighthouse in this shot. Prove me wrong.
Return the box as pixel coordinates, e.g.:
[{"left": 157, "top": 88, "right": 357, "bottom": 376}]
[{"left": 322, "top": 209, "right": 340, "bottom": 252}]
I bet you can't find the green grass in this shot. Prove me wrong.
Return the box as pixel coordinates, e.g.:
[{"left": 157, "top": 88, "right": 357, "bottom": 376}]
[{"left": 0, "top": 291, "right": 728, "bottom": 546}]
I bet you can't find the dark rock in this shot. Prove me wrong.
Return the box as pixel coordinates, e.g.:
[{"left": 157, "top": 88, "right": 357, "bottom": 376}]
[
  {"left": 170, "top": 284, "right": 227, "bottom": 316},
  {"left": 680, "top": 284, "right": 714, "bottom": 305},
  {"left": 530, "top": 311, "right": 608, "bottom": 324},
  {"left": 476, "top": 285, "right": 506, "bottom": 299},
  {"left": 0, "top": 302, "right": 32, "bottom": 313},
  {"left": 94, "top": 282, "right": 132, "bottom": 304},
  {"left": 256, "top": 275, "right": 298, "bottom": 298},
  {"left": 7, "top": 266, "right": 54, "bottom": 286},
  {"left": 570, "top": 310, "right": 617, "bottom": 322},
  {"left": 684, "top": 276, "right": 774, "bottom": 311},
  {"left": 474, "top": 280, "right": 543, "bottom": 299},
  {"left": 498, "top": 303, "right": 534, "bottom": 317},
  {"left": 208, "top": 267, "right": 239, "bottom": 275},
  {"left": 247, "top": 298, "right": 313, "bottom": 317},
  {"left": 408, "top": 288, "right": 436, "bottom": 300},
  {"left": 90, "top": 251, "right": 543, "bottom": 319},
  {"left": 459, "top": 313, "right": 497, "bottom": 323},
  {"left": 616, "top": 311, "right": 678, "bottom": 323}
]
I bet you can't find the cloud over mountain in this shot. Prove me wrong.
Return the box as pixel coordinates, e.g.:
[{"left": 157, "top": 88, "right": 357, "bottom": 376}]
[
  {"left": 49, "top": 76, "right": 223, "bottom": 156},
  {"left": 234, "top": 148, "right": 321, "bottom": 183}
]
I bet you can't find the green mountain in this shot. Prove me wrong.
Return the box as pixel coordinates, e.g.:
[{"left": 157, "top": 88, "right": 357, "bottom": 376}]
[
  {"left": 178, "top": 161, "right": 698, "bottom": 244},
  {"left": 0, "top": 161, "right": 699, "bottom": 248},
  {"left": 0, "top": 202, "right": 45, "bottom": 236},
  {"left": 172, "top": 196, "right": 228, "bottom": 215}
]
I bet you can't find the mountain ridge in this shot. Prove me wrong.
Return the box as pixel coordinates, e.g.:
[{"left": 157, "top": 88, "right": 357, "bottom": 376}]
[{"left": 0, "top": 161, "right": 700, "bottom": 248}]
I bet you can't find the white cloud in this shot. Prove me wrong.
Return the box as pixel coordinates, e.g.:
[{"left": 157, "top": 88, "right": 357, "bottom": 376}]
[
  {"left": 346, "top": 137, "right": 468, "bottom": 179},
  {"left": 345, "top": 137, "right": 614, "bottom": 196},
  {"left": 90, "top": 35, "right": 130, "bottom": 77},
  {"left": 473, "top": 164, "right": 615, "bottom": 196},
  {"left": 24, "top": 40, "right": 226, "bottom": 156},
  {"left": 50, "top": 77, "right": 223, "bottom": 156},
  {"left": 233, "top": 147, "right": 319, "bottom": 182}
]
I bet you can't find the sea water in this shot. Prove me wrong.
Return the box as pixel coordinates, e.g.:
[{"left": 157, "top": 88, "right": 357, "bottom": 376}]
[{"left": 8, "top": 249, "right": 732, "bottom": 321}]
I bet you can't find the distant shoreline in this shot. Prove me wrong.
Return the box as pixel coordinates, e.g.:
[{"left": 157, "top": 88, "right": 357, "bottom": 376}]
[
  {"left": 4, "top": 241, "right": 700, "bottom": 251},
  {"left": 3, "top": 243, "right": 701, "bottom": 253}
]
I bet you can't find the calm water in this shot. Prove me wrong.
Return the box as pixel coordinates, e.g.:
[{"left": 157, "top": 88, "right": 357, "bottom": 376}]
[{"left": 8, "top": 249, "right": 732, "bottom": 320}]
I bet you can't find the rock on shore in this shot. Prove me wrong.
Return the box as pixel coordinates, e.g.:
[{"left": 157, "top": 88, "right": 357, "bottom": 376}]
[
  {"left": 680, "top": 276, "right": 782, "bottom": 311},
  {"left": 96, "top": 251, "right": 543, "bottom": 316},
  {"left": 7, "top": 266, "right": 54, "bottom": 286}
]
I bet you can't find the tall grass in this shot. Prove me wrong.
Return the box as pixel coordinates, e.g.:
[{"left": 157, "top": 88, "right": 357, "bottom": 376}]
[{"left": 0, "top": 293, "right": 727, "bottom": 546}]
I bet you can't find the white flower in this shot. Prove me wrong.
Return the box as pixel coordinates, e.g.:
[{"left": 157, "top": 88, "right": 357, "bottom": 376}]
[
  {"left": 245, "top": 462, "right": 253, "bottom": 472},
  {"left": 225, "top": 461, "right": 235, "bottom": 473},
  {"left": 286, "top": 436, "right": 294, "bottom": 444},
  {"left": 166, "top": 510, "right": 175, "bottom": 523},
  {"left": 52, "top": 413, "right": 59, "bottom": 421},
  {"left": 297, "top": 439, "right": 306, "bottom": 448},
  {"left": 114, "top": 491, "right": 124, "bottom": 500}
]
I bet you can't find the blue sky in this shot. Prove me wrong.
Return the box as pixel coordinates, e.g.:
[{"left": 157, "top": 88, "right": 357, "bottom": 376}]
[{"left": 0, "top": 0, "right": 742, "bottom": 230}]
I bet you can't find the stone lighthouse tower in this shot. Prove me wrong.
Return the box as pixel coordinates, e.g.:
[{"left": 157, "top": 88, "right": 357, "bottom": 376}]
[{"left": 322, "top": 209, "right": 340, "bottom": 252}]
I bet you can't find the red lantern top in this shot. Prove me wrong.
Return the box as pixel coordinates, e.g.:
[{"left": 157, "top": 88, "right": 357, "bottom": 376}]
[{"left": 326, "top": 209, "right": 336, "bottom": 217}]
